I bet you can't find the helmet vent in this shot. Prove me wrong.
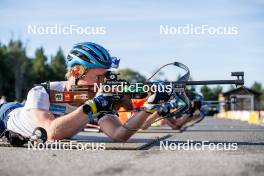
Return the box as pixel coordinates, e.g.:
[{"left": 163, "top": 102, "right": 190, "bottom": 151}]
[
  {"left": 67, "top": 54, "right": 73, "bottom": 61},
  {"left": 70, "top": 50, "right": 94, "bottom": 64},
  {"left": 75, "top": 45, "right": 106, "bottom": 65}
]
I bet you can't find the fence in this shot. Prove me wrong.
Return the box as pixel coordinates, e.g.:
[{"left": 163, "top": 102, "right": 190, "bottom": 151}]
[{"left": 216, "top": 111, "right": 264, "bottom": 125}]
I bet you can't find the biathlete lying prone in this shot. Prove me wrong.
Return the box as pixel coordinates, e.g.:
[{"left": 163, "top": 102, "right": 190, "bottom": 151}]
[{"left": 0, "top": 42, "right": 205, "bottom": 143}]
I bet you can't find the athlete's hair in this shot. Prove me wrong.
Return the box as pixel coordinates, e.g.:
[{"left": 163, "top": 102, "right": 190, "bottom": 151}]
[{"left": 65, "top": 65, "right": 89, "bottom": 80}]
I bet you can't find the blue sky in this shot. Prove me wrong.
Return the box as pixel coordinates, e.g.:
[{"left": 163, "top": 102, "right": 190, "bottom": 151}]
[{"left": 0, "top": 0, "right": 263, "bottom": 89}]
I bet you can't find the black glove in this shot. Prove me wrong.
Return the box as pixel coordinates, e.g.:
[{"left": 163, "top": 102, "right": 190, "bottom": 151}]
[
  {"left": 143, "top": 82, "right": 172, "bottom": 113},
  {"left": 187, "top": 100, "right": 202, "bottom": 117},
  {"left": 146, "top": 81, "right": 171, "bottom": 104},
  {"left": 85, "top": 95, "right": 114, "bottom": 114}
]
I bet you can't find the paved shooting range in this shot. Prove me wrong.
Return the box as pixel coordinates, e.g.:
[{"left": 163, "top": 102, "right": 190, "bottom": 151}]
[{"left": 0, "top": 1, "right": 263, "bottom": 176}]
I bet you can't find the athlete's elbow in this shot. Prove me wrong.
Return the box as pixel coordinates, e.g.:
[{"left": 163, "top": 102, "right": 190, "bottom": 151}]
[
  {"left": 46, "top": 129, "right": 57, "bottom": 141},
  {"left": 110, "top": 132, "right": 130, "bottom": 142},
  {"left": 46, "top": 125, "right": 64, "bottom": 141},
  {"left": 111, "top": 136, "right": 129, "bottom": 142}
]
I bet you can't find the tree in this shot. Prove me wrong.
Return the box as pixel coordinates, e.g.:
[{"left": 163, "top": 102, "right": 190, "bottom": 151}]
[
  {"left": 0, "top": 42, "right": 12, "bottom": 100},
  {"left": 0, "top": 41, "right": 68, "bottom": 101},
  {"left": 200, "top": 85, "right": 222, "bottom": 100},
  {"left": 118, "top": 68, "right": 146, "bottom": 83},
  {"left": 251, "top": 82, "right": 264, "bottom": 110},
  {"left": 6, "top": 40, "right": 28, "bottom": 101},
  {"left": 200, "top": 85, "right": 211, "bottom": 100},
  {"left": 21, "top": 57, "right": 34, "bottom": 99},
  {"left": 50, "top": 48, "right": 67, "bottom": 81},
  {"left": 211, "top": 86, "right": 222, "bottom": 100},
  {"left": 32, "top": 47, "right": 50, "bottom": 83},
  {"left": 251, "top": 82, "right": 262, "bottom": 93}
]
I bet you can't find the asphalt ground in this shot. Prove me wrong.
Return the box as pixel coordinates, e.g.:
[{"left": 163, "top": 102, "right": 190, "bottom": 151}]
[{"left": 0, "top": 117, "right": 264, "bottom": 176}]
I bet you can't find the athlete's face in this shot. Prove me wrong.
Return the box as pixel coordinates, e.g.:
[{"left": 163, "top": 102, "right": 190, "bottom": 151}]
[{"left": 78, "top": 68, "right": 107, "bottom": 86}]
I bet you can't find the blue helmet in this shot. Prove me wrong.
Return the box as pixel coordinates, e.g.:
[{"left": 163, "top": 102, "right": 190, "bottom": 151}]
[{"left": 67, "top": 42, "right": 119, "bottom": 69}]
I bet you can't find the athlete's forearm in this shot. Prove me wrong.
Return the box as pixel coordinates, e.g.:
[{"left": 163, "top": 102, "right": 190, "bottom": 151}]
[
  {"left": 98, "top": 111, "right": 150, "bottom": 142},
  {"left": 141, "top": 112, "right": 160, "bottom": 130},
  {"left": 48, "top": 107, "right": 88, "bottom": 140},
  {"left": 123, "top": 111, "right": 150, "bottom": 131}
]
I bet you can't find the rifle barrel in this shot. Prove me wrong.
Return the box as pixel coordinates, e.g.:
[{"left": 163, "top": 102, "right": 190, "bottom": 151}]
[
  {"left": 147, "top": 71, "right": 244, "bottom": 86},
  {"left": 186, "top": 79, "right": 244, "bottom": 85}
]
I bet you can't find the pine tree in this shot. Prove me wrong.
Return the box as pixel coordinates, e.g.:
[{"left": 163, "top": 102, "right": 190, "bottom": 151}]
[{"left": 50, "top": 47, "right": 66, "bottom": 81}]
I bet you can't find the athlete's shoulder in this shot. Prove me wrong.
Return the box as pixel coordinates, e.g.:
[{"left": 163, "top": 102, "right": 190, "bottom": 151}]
[
  {"left": 49, "top": 81, "right": 67, "bottom": 92},
  {"left": 30, "top": 85, "right": 48, "bottom": 94},
  {"left": 24, "top": 85, "right": 50, "bottom": 110}
]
